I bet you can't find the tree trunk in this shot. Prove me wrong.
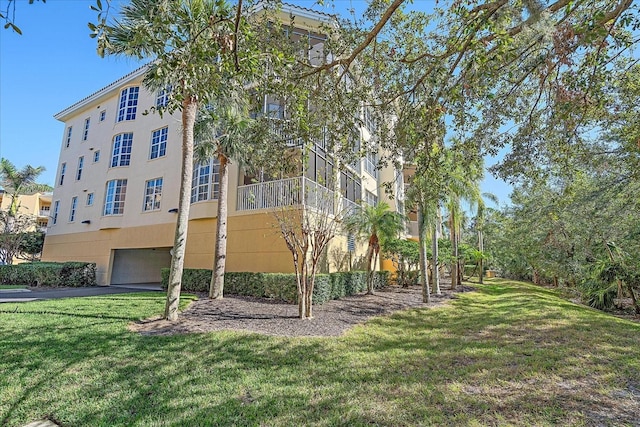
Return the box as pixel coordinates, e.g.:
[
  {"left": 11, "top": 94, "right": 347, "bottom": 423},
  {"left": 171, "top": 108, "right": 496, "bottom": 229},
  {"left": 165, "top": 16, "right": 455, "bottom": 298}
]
[
  {"left": 365, "top": 241, "right": 375, "bottom": 295},
  {"left": 210, "top": 155, "right": 229, "bottom": 299},
  {"left": 478, "top": 229, "right": 484, "bottom": 284},
  {"left": 450, "top": 212, "right": 458, "bottom": 290},
  {"left": 164, "top": 97, "right": 197, "bottom": 321},
  {"left": 418, "top": 206, "right": 430, "bottom": 303},
  {"left": 432, "top": 214, "right": 441, "bottom": 295},
  {"left": 305, "top": 270, "right": 315, "bottom": 319}
]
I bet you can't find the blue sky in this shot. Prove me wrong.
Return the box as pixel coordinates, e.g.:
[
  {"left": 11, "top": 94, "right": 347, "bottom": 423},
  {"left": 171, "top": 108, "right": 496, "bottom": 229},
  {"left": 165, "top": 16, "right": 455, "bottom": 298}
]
[{"left": 0, "top": 0, "right": 510, "bottom": 207}]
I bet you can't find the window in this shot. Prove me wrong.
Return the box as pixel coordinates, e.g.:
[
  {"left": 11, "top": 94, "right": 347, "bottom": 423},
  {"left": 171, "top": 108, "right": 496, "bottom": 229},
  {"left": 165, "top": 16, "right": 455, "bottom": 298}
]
[
  {"left": 59, "top": 163, "right": 66, "bottom": 186},
  {"left": 82, "top": 118, "right": 90, "bottom": 141},
  {"left": 267, "top": 102, "right": 284, "bottom": 119},
  {"left": 52, "top": 200, "right": 60, "bottom": 225},
  {"left": 365, "top": 190, "right": 378, "bottom": 207},
  {"left": 191, "top": 159, "right": 220, "bottom": 203},
  {"left": 99, "top": 110, "right": 106, "bottom": 122},
  {"left": 340, "top": 170, "right": 362, "bottom": 204},
  {"left": 143, "top": 178, "right": 163, "bottom": 211},
  {"left": 65, "top": 126, "right": 72, "bottom": 148},
  {"left": 69, "top": 196, "right": 78, "bottom": 222},
  {"left": 86, "top": 193, "right": 94, "bottom": 206},
  {"left": 93, "top": 150, "right": 100, "bottom": 163},
  {"left": 156, "top": 86, "right": 171, "bottom": 108},
  {"left": 111, "top": 133, "right": 133, "bottom": 167},
  {"left": 117, "top": 86, "right": 139, "bottom": 122},
  {"left": 365, "top": 151, "right": 378, "bottom": 178},
  {"left": 76, "top": 156, "right": 84, "bottom": 180},
  {"left": 150, "top": 127, "right": 168, "bottom": 159},
  {"left": 103, "top": 179, "right": 127, "bottom": 215}
]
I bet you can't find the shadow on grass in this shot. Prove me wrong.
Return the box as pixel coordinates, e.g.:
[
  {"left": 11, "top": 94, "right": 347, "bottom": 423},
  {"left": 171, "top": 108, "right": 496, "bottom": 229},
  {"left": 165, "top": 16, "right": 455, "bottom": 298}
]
[{"left": 1, "top": 280, "right": 639, "bottom": 426}]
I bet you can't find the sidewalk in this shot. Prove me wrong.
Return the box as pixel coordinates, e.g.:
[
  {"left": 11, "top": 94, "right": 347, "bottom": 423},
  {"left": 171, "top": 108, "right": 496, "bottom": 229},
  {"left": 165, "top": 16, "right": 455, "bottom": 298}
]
[{"left": 0, "top": 283, "right": 162, "bottom": 303}]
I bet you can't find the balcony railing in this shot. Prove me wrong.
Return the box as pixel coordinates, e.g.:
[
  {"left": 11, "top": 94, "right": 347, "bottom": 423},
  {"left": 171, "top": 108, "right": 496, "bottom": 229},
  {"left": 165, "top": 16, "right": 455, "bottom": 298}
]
[
  {"left": 39, "top": 209, "right": 50, "bottom": 217},
  {"left": 237, "top": 176, "right": 336, "bottom": 215}
]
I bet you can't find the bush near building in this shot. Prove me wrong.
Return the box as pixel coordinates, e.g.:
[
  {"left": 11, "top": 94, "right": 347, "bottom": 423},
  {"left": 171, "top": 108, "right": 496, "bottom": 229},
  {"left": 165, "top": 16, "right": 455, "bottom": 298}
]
[
  {"left": 161, "top": 269, "right": 389, "bottom": 305},
  {"left": 0, "top": 262, "right": 97, "bottom": 287}
]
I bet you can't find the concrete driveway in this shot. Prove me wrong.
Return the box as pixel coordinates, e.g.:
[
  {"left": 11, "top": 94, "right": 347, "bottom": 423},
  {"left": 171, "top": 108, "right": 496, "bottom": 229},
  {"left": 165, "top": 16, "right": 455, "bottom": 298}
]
[{"left": 0, "top": 284, "right": 162, "bottom": 303}]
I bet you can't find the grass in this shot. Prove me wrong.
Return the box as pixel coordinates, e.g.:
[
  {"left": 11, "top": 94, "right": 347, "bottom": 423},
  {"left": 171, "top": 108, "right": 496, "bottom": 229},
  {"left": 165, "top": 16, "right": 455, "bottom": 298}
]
[
  {"left": 0, "top": 285, "right": 27, "bottom": 290},
  {"left": 1, "top": 279, "right": 639, "bottom": 426}
]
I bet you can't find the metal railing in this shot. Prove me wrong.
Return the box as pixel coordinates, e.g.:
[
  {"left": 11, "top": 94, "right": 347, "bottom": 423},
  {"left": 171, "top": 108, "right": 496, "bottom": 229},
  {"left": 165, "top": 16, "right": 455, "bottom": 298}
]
[{"left": 237, "top": 176, "right": 335, "bottom": 215}]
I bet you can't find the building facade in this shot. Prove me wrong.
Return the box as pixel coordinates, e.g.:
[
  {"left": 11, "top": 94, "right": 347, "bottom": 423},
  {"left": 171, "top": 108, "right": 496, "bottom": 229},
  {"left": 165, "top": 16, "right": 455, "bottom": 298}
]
[{"left": 42, "top": 4, "right": 405, "bottom": 285}]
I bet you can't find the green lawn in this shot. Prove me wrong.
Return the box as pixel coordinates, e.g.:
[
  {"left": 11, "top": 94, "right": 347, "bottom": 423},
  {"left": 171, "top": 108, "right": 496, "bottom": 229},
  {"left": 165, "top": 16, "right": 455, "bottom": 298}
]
[
  {"left": 1, "top": 279, "right": 638, "bottom": 426},
  {"left": 0, "top": 285, "right": 27, "bottom": 290}
]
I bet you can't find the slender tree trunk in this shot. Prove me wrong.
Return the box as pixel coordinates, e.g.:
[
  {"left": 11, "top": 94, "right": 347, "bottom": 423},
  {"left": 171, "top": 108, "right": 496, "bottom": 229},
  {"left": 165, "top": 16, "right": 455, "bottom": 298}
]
[
  {"left": 164, "top": 97, "right": 197, "bottom": 321},
  {"left": 305, "top": 267, "right": 316, "bottom": 319},
  {"left": 432, "top": 209, "right": 441, "bottom": 295},
  {"left": 210, "top": 155, "right": 229, "bottom": 299},
  {"left": 450, "top": 212, "right": 458, "bottom": 290},
  {"left": 418, "top": 206, "right": 430, "bottom": 303},
  {"left": 478, "top": 229, "right": 484, "bottom": 284},
  {"left": 366, "top": 241, "right": 375, "bottom": 294}
]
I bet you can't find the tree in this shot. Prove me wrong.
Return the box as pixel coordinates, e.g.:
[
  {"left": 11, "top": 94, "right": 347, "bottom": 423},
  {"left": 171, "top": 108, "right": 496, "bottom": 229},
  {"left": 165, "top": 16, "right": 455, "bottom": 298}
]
[
  {"left": 0, "top": 211, "right": 36, "bottom": 264},
  {"left": 1, "top": 0, "right": 45, "bottom": 34},
  {"left": 382, "top": 238, "right": 420, "bottom": 287},
  {"left": 273, "top": 187, "right": 342, "bottom": 319},
  {"left": 344, "top": 202, "right": 404, "bottom": 294},
  {"left": 0, "top": 158, "right": 51, "bottom": 219},
  {"left": 193, "top": 89, "right": 252, "bottom": 300},
  {"left": 93, "top": 0, "right": 261, "bottom": 320}
]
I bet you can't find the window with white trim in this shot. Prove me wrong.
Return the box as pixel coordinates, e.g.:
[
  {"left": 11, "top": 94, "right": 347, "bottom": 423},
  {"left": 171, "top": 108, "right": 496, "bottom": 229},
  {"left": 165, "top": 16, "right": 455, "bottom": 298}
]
[
  {"left": 82, "top": 118, "right": 90, "bottom": 141},
  {"left": 364, "top": 150, "right": 378, "bottom": 178},
  {"left": 76, "top": 156, "right": 84, "bottom": 181},
  {"left": 143, "top": 178, "right": 163, "bottom": 211},
  {"left": 191, "top": 159, "right": 220, "bottom": 203},
  {"left": 156, "top": 86, "right": 171, "bottom": 108},
  {"left": 150, "top": 127, "right": 168, "bottom": 159},
  {"left": 103, "top": 179, "right": 127, "bottom": 216},
  {"left": 65, "top": 126, "right": 72, "bottom": 148},
  {"left": 93, "top": 150, "right": 100, "bottom": 163},
  {"left": 99, "top": 110, "right": 106, "bottom": 122},
  {"left": 58, "top": 163, "right": 66, "bottom": 186},
  {"left": 117, "top": 86, "right": 139, "bottom": 122},
  {"left": 365, "top": 190, "right": 378, "bottom": 207},
  {"left": 86, "top": 193, "right": 94, "bottom": 206},
  {"left": 69, "top": 196, "right": 78, "bottom": 222},
  {"left": 52, "top": 200, "right": 60, "bottom": 225},
  {"left": 111, "top": 133, "right": 133, "bottom": 167}
]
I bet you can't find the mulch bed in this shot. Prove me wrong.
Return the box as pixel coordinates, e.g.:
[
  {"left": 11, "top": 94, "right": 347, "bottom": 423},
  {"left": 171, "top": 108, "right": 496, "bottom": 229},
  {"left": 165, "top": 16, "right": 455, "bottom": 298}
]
[{"left": 130, "top": 281, "right": 471, "bottom": 337}]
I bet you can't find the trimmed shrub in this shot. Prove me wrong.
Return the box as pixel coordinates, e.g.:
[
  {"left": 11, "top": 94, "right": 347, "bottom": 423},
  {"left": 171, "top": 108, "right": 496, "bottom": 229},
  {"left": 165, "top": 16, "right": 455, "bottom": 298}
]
[
  {"left": 0, "top": 262, "right": 96, "bottom": 287},
  {"left": 161, "top": 268, "right": 390, "bottom": 305}
]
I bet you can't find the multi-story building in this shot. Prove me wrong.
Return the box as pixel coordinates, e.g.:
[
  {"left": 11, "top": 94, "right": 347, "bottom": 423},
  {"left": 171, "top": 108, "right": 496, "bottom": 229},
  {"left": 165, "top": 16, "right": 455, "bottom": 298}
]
[
  {"left": 0, "top": 191, "right": 51, "bottom": 232},
  {"left": 41, "top": 3, "right": 405, "bottom": 286}
]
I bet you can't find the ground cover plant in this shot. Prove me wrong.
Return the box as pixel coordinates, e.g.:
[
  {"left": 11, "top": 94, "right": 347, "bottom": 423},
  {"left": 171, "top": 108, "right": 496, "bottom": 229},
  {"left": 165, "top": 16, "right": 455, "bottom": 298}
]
[{"left": 1, "top": 278, "right": 639, "bottom": 426}]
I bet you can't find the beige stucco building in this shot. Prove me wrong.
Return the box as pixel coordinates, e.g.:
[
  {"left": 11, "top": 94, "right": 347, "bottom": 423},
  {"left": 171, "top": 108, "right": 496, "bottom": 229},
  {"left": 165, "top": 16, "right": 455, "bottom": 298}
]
[
  {"left": 0, "top": 191, "right": 52, "bottom": 232},
  {"left": 41, "top": 4, "right": 406, "bottom": 285}
]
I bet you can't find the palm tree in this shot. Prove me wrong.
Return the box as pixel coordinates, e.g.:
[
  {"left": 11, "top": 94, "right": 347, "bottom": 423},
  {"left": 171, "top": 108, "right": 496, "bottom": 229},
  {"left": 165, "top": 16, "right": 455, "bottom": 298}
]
[
  {"left": 345, "top": 202, "right": 404, "bottom": 294},
  {"left": 474, "top": 192, "right": 498, "bottom": 284},
  {"left": 193, "top": 92, "right": 251, "bottom": 300},
  {"left": 96, "top": 0, "right": 251, "bottom": 320},
  {"left": 0, "top": 158, "right": 51, "bottom": 223}
]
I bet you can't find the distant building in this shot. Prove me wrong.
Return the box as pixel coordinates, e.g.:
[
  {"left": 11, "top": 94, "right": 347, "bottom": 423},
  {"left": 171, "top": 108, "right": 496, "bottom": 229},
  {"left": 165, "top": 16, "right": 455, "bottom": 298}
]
[{"left": 0, "top": 191, "right": 51, "bottom": 232}]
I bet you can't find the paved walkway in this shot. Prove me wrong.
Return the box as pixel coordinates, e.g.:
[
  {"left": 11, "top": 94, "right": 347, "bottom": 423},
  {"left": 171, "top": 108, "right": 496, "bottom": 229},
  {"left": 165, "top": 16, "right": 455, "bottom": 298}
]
[{"left": 0, "top": 283, "right": 162, "bottom": 303}]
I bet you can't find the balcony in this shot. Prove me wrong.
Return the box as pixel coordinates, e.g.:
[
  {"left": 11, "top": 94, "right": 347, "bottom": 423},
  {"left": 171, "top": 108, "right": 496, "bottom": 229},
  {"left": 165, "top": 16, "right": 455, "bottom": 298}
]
[
  {"left": 237, "top": 176, "right": 345, "bottom": 215},
  {"left": 39, "top": 209, "right": 51, "bottom": 217}
]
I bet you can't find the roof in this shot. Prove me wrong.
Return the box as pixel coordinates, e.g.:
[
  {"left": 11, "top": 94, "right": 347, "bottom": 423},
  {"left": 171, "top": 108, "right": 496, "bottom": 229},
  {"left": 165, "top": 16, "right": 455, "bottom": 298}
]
[{"left": 53, "top": 65, "right": 148, "bottom": 122}]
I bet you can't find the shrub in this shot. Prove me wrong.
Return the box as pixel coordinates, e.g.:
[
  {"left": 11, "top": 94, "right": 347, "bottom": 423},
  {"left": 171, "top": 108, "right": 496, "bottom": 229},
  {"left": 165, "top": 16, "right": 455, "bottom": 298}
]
[
  {"left": 161, "top": 269, "right": 390, "bottom": 305},
  {"left": 0, "top": 262, "right": 96, "bottom": 287}
]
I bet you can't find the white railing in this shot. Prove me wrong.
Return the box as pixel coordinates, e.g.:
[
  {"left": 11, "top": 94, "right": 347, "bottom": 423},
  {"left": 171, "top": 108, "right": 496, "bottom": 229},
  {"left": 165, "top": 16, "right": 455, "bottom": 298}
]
[
  {"left": 265, "top": 118, "right": 302, "bottom": 147},
  {"left": 39, "top": 209, "right": 50, "bottom": 217},
  {"left": 341, "top": 198, "right": 360, "bottom": 216},
  {"left": 237, "top": 176, "right": 335, "bottom": 214},
  {"left": 364, "top": 158, "right": 378, "bottom": 178}
]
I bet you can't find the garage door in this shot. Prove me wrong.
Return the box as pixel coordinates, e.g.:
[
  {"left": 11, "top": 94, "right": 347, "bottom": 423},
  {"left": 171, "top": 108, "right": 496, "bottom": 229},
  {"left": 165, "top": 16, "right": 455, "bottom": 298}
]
[{"left": 110, "top": 248, "right": 172, "bottom": 285}]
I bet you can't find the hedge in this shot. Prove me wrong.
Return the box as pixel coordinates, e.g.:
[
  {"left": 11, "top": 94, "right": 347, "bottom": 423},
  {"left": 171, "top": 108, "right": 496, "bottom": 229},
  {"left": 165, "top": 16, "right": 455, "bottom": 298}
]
[
  {"left": 161, "top": 269, "right": 390, "bottom": 305},
  {"left": 0, "top": 262, "right": 97, "bottom": 287}
]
